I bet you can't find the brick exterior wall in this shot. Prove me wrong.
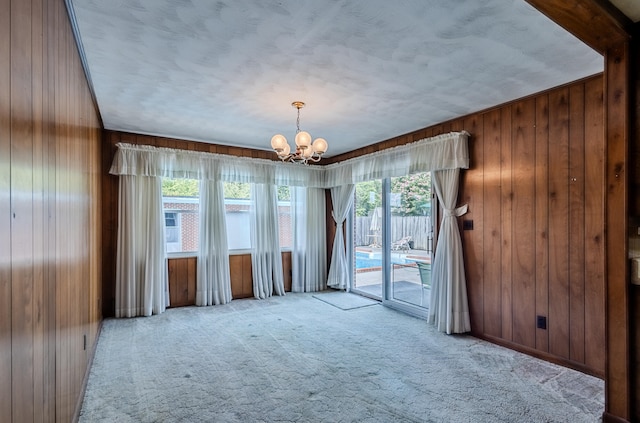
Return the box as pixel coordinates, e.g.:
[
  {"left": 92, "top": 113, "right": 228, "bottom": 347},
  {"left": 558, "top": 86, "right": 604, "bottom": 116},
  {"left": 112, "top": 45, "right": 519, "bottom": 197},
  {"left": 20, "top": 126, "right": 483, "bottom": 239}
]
[{"left": 163, "top": 199, "right": 292, "bottom": 251}]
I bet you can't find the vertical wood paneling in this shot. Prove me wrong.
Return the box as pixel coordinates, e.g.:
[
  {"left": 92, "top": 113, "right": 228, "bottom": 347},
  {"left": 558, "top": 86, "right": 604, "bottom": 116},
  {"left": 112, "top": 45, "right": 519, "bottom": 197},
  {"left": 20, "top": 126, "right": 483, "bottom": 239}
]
[
  {"left": 0, "top": 0, "right": 12, "bottom": 416},
  {"left": 568, "top": 84, "right": 586, "bottom": 363},
  {"left": 500, "top": 105, "right": 513, "bottom": 341},
  {"left": 167, "top": 257, "right": 197, "bottom": 307},
  {"left": 187, "top": 257, "right": 197, "bottom": 304},
  {"left": 242, "top": 255, "right": 253, "bottom": 297},
  {"left": 511, "top": 99, "right": 536, "bottom": 349},
  {"left": 3, "top": 0, "right": 103, "bottom": 420},
  {"left": 168, "top": 260, "right": 179, "bottom": 305},
  {"left": 31, "top": 0, "right": 46, "bottom": 420},
  {"left": 583, "top": 77, "right": 605, "bottom": 374},
  {"left": 462, "top": 115, "right": 484, "bottom": 334},
  {"left": 55, "top": 3, "right": 72, "bottom": 415},
  {"left": 102, "top": 133, "right": 118, "bottom": 317},
  {"left": 282, "top": 252, "right": 292, "bottom": 292},
  {"left": 482, "top": 109, "right": 502, "bottom": 338},
  {"left": 44, "top": 2, "right": 57, "bottom": 417},
  {"left": 604, "top": 43, "right": 630, "bottom": 419},
  {"left": 534, "top": 95, "right": 550, "bottom": 353},
  {"left": 229, "top": 255, "right": 245, "bottom": 298},
  {"left": 176, "top": 258, "right": 188, "bottom": 305},
  {"left": 11, "top": 0, "right": 35, "bottom": 421},
  {"left": 547, "top": 88, "right": 570, "bottom": 359}
]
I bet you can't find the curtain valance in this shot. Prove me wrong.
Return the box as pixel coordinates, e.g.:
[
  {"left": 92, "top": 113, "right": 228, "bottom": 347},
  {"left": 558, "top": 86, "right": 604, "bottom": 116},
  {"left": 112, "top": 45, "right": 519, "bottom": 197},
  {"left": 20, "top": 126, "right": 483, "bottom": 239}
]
[
  {"left": 323, "top": 131, "right": 469, "bottom": 186},
  {"left": 109, "top": 143, "right": 327, "bottom": 187},
  {"left": 109, "top": 131, "right": 469, "bottom": 187}
]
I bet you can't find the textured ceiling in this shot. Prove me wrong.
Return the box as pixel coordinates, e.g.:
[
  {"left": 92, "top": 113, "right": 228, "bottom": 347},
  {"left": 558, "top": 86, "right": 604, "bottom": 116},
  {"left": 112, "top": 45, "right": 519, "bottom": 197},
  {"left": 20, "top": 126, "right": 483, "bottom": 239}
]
[{"left": 69, "top": 0, "right": 606, "bottom": 157}]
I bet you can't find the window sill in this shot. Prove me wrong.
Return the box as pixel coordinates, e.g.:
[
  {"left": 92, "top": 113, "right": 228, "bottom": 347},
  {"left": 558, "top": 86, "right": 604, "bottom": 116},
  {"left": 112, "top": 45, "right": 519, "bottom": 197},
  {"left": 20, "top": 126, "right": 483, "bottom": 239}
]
[{"left": 166, "top": 248, "right": 292, "bottom": 259}]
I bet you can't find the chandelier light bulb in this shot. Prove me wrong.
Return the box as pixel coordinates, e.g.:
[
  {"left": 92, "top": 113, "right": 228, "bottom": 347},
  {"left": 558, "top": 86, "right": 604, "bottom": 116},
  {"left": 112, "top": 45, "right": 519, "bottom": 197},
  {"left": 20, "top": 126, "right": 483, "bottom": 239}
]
[
  {"left": 302, "top": 145, "right": 314, "bottom": 158},
  {"left": 312, "top": 138, "right": 327, "bottom": 154},
  {"left": 282, "top": 143, "right": 291, "bottom": 156},
  {"left": 295, "top": 131, "right": 312, "bottom": 148},
  {"left": 270, "top": 134, "right": 288, "bottom": 151}
]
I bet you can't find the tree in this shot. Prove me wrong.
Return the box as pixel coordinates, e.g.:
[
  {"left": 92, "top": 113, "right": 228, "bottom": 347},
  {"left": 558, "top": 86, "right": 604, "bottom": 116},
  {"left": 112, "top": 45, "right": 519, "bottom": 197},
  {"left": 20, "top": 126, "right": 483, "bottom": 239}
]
[
  {"left": 223, "top": 182, "right": 250, "bottom": 199},
  {"left": 355, "top": 180, "right": 382, "bottom": 217},
  {"left": 354, "top": 172, "right": 432, "bottom": 217},
  {"left": 390, "top": 173, "right": 431, "bottom": 216},
  {"left": 162, "top": 178, "right": 199, "bottom": 197}
]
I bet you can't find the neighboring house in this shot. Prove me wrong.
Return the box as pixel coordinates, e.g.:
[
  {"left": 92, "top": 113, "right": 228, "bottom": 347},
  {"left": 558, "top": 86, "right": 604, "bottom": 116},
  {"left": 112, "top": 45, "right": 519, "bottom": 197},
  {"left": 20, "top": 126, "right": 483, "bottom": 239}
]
[{"left": 163, "top": 196, "right": 292, "bottom": 252}]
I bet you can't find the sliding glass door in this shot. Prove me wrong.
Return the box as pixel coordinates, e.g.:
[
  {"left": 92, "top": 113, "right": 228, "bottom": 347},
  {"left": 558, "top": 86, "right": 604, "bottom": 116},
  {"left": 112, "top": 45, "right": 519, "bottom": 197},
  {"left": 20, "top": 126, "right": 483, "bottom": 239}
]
[{"left": 351, "top": 173, "right": 435, "bottom": 317}]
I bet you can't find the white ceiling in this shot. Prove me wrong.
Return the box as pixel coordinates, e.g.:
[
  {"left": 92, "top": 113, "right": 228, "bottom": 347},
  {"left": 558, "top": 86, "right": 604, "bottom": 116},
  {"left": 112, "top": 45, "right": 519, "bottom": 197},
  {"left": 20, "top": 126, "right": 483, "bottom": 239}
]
[{"left": 68, "top": 0, "right": 633, "bottom": 157}]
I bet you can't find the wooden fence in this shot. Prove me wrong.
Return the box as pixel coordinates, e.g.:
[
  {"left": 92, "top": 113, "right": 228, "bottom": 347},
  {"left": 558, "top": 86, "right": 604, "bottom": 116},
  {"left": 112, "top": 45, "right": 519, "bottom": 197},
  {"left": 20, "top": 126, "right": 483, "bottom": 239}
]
[{"left": 355, "top": 216, "right": 432, "bottom": 250}]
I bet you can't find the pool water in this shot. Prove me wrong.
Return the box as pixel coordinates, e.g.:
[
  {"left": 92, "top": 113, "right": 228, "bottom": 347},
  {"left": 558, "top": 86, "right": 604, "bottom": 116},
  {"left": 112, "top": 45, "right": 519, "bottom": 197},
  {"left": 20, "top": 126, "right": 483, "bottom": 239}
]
[{"left": 355, "top": 251, "right": 410, "bottom": 269}]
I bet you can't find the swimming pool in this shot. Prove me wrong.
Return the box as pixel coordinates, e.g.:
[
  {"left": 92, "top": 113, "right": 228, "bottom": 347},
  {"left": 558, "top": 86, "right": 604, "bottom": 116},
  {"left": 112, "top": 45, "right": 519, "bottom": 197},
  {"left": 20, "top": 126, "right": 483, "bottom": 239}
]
[{"left": 355, "top": 251, "right": 411, "bottom": 269}]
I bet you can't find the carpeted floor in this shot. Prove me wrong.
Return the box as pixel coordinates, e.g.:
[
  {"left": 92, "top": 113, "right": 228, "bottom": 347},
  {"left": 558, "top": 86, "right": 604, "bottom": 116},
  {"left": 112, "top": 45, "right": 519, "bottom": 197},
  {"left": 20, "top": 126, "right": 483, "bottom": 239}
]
[{"left": 79, "top": 293, "right": 604, "bottom": 422}]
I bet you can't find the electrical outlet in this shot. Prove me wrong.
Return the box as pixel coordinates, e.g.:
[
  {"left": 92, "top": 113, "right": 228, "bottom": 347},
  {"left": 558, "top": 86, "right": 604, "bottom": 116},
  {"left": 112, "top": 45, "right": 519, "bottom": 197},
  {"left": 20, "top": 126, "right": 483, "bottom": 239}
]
[{"left": 536, "top": 315, "right": 547, "bottom": 330}]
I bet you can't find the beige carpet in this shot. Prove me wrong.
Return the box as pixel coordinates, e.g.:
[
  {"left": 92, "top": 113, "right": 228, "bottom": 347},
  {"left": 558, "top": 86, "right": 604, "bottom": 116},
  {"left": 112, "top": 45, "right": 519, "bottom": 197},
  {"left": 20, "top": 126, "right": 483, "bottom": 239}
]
[{"left": 79, "top": 293, "right": 604, "bottom": 422}]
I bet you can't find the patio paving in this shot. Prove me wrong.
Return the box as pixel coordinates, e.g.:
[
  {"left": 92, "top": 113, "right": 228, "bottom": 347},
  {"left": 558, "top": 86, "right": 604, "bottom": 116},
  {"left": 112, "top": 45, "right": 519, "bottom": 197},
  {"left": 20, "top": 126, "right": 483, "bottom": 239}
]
[{"left": 353, "top": 250, "right": 431, "bottom": 308}]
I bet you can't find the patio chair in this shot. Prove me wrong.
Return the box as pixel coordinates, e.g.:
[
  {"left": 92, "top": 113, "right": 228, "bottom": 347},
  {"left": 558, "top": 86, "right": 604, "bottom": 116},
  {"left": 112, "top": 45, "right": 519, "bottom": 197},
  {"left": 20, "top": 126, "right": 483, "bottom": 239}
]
[
  {"left": 417, "top": 262, "right": 431, "bottom": 289},
  {"left": 391, "top": 236, "right": 412, "bottom": 251}
]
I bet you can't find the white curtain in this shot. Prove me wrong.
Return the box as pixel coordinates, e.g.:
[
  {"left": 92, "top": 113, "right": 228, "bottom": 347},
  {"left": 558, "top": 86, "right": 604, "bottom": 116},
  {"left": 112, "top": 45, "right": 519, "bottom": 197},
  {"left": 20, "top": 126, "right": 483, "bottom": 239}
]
[
  {"left": 428, "top": 168, "right": 470, "bottom": 334},
  {"left": 326, "top": 184, "right": 356, "bottom": 290},
  {"left": 197, "top": 179, "right": 232, "bottom": 306},
  {"left": 115, "top": 175, "right": 169, "bottom": 317},
  {"left": 250, "top": 183, "right": 285, "bottom": 299},
  {"left": 292, "top": 187, "right": 327, "bottom": 292}
]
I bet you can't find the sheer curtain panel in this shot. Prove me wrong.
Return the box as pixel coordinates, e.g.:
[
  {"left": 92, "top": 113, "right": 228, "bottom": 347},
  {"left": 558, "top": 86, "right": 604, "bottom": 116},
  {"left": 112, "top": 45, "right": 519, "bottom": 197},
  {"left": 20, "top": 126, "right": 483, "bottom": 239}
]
[
  {"left": 428, "top": 168, "right": 470, "bottom": 334},
  {"left": 197, "top": 179, "right": 232, "bottom": 306},
  {"left": 327, "top": 184, "right": 355, "bottom": 290},
  {"left": 250, "top": 183, "right": 285, "bottom": 299},
  {"left": 292, "top": 187, "right": 327, "bottom": 292},
  {"left": 115, "top": 175, "right": 169, "bottom": 317}
]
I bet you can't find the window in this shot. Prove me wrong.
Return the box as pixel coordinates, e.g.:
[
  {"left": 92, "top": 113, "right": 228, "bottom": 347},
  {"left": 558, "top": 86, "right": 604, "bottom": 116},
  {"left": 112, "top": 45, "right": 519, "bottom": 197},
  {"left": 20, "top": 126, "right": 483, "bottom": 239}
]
[
  {"left": 224, "top": 182, "right": 251, "bottom": 250},
  {"left": 164, "top": 212, "right": 179, "bottom": 243},
  {"left": 161, "top": 180, "right": 293, "bottom": 253},
  {"left": 162, "top": 178, "right": 199, "bottom": 253}
]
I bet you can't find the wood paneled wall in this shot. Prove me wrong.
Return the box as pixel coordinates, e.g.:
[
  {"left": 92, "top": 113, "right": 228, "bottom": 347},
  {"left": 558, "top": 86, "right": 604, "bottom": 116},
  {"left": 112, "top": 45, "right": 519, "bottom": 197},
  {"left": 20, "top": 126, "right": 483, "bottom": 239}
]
[
  {"left": 329, "top": 75, "right": 606, "bottom": 376},
  {"left": 629, "top": 26, "right": 640, "bottom": 422},
  {"left": 1, "top": 0, "right": 103, "bottom": 422},
  {"left": 168, "top": 252, "right": 293, "bottom": 306},
  {"left": 462, "top": 77, "right": 605, "bottom": 377},
  {"left": 168, "top": 257, "right": 198, "bottom": 307}
]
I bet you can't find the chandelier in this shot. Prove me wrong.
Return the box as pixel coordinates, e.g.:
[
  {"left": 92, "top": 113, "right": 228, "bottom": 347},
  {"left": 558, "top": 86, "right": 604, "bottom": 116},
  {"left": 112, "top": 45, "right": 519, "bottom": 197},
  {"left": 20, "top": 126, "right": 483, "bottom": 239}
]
[{"left": 270, "top": 101, "right": 328, "bottom": 164}]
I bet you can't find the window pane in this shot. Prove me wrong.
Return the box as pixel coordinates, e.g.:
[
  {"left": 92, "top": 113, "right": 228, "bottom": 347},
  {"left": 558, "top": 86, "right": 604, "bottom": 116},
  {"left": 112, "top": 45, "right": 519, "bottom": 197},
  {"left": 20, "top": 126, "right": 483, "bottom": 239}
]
[
  {"left": 224, "top": 182, "right": 251, "bottom": 250},
  {"left": 278, "top": 186, "right": 292, "bottom": 248},
  {"left": 389, "top": 172, "right": 432, "bottom": 308},
  {"left": 353, "top": 179, "right": 383, "bottom": 299},
  {"left": 162, "top": 178, "right": 199, "bottom": 253}
]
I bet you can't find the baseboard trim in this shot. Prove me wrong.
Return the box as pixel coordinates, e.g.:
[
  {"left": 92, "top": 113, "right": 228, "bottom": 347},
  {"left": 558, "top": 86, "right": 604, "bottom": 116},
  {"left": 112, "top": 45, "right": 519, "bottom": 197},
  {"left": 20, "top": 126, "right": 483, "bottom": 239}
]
[
  {"left": 473, "top": 332, "right": 605, "bottom": 379},
  {"left": 602, "top": 411, "right": 630, "bottom": 423}
]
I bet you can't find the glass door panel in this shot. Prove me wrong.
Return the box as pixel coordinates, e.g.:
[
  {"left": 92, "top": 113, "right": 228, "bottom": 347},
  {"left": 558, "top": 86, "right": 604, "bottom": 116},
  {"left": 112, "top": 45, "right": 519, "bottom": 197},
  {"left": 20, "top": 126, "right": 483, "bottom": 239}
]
[
  {"left": 352, "top": 179, "right": 383, "bottom": 299},
  {"left": 388, "top": 172, "right": 433, "bottom": 308}
]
